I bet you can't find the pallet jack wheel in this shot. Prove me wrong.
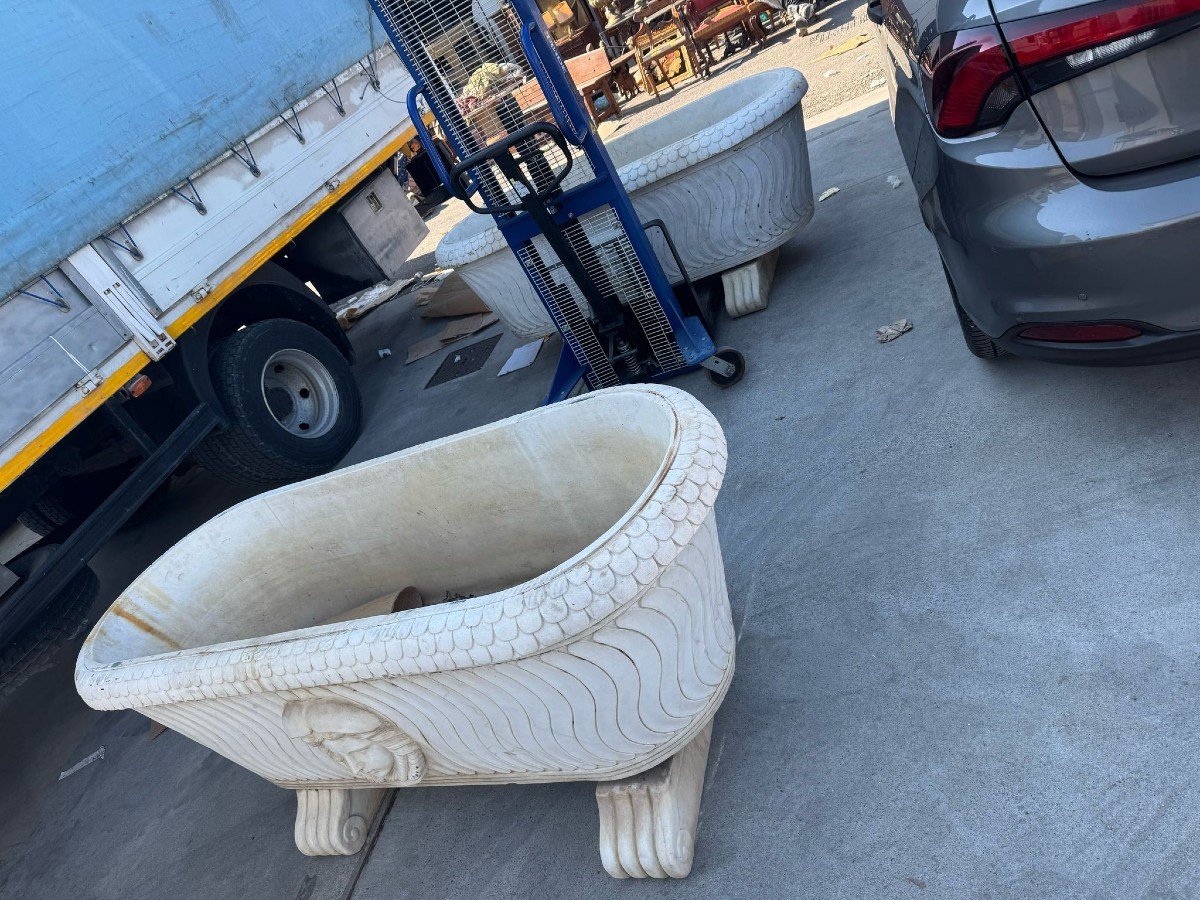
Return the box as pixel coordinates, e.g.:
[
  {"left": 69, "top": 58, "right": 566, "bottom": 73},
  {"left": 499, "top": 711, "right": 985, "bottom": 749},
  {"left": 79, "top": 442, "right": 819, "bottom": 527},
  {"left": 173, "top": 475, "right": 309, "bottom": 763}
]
[{"left": 706, "top": 347, "right": 746, "bottom": 387}]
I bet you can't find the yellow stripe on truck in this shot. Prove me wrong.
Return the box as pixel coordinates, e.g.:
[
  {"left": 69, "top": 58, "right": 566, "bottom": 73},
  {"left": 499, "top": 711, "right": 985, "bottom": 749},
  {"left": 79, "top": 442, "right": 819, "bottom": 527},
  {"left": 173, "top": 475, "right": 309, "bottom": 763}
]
[{"left": 0, "top": 129, "right": 413, "bottom": 495}]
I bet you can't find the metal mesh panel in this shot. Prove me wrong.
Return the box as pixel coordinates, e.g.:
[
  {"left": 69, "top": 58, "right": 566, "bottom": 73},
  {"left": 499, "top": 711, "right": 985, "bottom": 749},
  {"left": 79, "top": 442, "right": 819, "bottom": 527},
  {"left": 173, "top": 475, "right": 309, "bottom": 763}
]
[
  {"left": 521, "top": 207, "right": 686, "bottom": 372},
  {"left": 375, "top": 0, "right": 592, "bottom": 210},
  {"left": 374, "top": 0, "right": 690, "bottom": 388},
  {"left": 518, "top": 240, "right": 619, "bottom": 388}
]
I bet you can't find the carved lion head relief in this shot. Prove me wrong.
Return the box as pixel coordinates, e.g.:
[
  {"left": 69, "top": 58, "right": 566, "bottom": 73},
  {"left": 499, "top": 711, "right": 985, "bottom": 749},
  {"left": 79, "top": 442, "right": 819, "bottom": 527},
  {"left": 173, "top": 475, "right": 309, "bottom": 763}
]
[{"left": 282, "top": 698, "right": 425, "bottom": 784}]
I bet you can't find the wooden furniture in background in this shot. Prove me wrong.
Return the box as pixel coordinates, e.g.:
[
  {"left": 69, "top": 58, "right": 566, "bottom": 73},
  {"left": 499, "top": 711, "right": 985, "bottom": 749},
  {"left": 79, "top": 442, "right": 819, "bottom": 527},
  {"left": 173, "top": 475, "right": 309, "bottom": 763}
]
[
  {"left": 511, "top": 48, "right": 622, "bottom": 126},
  {"left": 632, "top": 4, "right": 706, "bottom": 98},
  {"left": 688, "top": 0, "right": 767, "bottom": 70},
  {"left": 554, "top": 20, "right": 602, "bottom": 57},
  {"left": 609, "top": 49, "right": 640, "bottom": 99},
  {"left": 565, "top": 48, "right": 623, "bottom": 123}
]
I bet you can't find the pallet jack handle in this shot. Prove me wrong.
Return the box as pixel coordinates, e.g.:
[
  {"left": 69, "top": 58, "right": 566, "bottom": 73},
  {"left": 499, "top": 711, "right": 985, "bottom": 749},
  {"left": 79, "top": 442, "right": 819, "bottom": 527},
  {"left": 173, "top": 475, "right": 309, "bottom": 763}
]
[{"left": 448, "top": 123, "right": 574, "bottom": 215}]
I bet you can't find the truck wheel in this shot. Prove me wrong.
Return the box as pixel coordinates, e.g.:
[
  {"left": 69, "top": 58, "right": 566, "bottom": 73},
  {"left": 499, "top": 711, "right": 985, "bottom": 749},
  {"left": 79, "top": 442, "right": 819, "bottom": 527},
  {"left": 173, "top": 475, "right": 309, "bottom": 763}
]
[
  {"left": 18, "top": 468, "right": 173, "bottom": 538},
  {"left": 0, "top": 546, "right": 99, "bottom": 693},
  {"left": 17, "top": 489, "right": 76, "bottom": 536},
  {"left": 195, "top": 319, "right": 362, "bottom": 487}
]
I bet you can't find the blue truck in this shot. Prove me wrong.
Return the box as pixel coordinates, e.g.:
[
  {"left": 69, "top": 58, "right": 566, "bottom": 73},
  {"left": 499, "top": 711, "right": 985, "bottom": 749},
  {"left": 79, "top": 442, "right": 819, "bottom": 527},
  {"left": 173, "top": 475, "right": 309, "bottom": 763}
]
[{"left": 0, "top": 1, "right": 426, "bottom": 665}]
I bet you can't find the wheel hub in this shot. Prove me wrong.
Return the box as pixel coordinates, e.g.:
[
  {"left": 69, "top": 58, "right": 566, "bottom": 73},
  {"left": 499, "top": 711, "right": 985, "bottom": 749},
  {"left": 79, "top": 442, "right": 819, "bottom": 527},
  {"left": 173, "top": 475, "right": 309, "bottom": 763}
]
[{"left": 260, "top": 349, "right": 340, "bottom": 438}]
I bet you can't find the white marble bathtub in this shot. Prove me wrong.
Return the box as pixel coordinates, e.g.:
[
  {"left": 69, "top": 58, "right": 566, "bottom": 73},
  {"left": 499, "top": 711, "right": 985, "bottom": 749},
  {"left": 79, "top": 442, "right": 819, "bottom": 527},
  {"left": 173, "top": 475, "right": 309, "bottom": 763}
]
[
  {"left": 75, "top": 385, "right": 733, "bottom": 878},
  {"left": 437, "top": 67, "right": 814, "bottom": 336}
]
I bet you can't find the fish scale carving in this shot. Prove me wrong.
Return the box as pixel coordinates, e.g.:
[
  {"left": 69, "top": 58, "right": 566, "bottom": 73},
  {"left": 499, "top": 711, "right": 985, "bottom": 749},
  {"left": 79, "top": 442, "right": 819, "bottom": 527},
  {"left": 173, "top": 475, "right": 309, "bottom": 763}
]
[
  {"left": 77, "top": 385, "right": 734, "bottom": 790},
  {"left": 142, "top": 510, "right": 731, "bottom": 786}
]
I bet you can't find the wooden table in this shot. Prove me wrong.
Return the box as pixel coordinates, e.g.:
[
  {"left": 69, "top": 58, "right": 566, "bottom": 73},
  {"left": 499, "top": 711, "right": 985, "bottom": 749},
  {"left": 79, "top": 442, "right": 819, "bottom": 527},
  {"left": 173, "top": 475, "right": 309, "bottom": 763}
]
[{"left": 565, "top": 48, "right": 624, "bottom": 124}]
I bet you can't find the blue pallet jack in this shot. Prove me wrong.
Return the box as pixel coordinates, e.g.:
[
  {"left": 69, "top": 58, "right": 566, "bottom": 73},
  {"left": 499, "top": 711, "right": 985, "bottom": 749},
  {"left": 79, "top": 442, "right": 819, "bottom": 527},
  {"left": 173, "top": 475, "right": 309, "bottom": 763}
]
[{"left": 368, "top": 0, "right": 745, "bottom": 402}]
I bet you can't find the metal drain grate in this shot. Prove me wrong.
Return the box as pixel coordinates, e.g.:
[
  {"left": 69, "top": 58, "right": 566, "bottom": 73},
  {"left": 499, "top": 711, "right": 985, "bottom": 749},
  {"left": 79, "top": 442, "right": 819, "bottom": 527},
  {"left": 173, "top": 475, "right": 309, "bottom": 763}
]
[{"left": 425, "top": 333, "right": 503, "bottom": 389}]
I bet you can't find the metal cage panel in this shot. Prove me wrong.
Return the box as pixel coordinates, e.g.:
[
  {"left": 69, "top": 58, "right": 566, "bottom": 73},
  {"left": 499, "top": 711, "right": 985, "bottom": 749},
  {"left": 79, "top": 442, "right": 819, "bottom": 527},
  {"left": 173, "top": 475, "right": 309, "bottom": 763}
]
[{"left": 369, "top": 0, "right": 718, "bottom": 400}]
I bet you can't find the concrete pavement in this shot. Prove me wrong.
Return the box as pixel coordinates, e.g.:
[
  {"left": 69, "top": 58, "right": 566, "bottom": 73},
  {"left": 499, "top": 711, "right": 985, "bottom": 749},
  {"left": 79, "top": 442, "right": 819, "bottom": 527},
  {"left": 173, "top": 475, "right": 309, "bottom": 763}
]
[{"left": 4, "top": 93, "right": 1200, "bottom": 900}]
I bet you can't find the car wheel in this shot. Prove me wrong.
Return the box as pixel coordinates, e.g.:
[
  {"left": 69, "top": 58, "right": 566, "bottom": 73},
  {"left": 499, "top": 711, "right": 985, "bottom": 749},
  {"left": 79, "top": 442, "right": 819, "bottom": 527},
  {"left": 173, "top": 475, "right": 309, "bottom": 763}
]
[
  {"left": 194, "top": 319, "right": 362, "bottom": 488},
  {"left": 943, "top": 265, "right": 1008, "bottom": 360}
]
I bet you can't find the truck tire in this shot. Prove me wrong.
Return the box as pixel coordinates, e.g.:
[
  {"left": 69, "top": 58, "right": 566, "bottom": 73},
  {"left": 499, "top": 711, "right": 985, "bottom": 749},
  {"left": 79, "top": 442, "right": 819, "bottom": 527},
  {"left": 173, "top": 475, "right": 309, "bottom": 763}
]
[
  {"left": 0, "top": 546, "right": 99, "bottom": 693},
  {"left": 17, "top": 489, "right": 76, "bottom": 536},
  {"left": 17, "top": 469, "right": 172, "bottom": 537},
  {"left": 194, "top": 318, "right": 362, "bottom": 487}
]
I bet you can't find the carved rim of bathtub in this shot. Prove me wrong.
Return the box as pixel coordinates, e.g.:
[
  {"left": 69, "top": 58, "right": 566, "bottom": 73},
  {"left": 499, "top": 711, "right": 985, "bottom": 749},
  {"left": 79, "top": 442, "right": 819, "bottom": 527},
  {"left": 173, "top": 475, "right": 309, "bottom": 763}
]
[
  {"left": 435, "top": 67, "right": 810, "bottom": 270},
  {"left": 76, "top": 385, "right": 727, "bottom": 712}
]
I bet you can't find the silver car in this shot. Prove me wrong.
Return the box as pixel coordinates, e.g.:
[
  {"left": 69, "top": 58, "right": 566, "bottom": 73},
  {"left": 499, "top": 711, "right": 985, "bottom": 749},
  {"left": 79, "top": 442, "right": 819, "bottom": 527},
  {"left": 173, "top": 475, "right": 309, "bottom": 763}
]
[{"left": 870, "top": 0, "right": 1200, "bottom": 362}]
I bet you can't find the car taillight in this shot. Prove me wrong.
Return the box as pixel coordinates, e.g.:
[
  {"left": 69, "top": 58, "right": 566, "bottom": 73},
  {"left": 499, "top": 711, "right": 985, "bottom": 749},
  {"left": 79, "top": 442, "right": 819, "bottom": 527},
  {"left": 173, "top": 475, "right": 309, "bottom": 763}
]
[
  {"left": 920, "top": 26, "right": 1023, "bottom": 138},
  {"left": 1005, "top": 0, "right": 1200, "bottom": 92},
  {"left": 922, "top": 0, "right": 1200, "bottom": 138},
  {"left": 1018, "top": 323, "right": 1142, "bottom": 342}
]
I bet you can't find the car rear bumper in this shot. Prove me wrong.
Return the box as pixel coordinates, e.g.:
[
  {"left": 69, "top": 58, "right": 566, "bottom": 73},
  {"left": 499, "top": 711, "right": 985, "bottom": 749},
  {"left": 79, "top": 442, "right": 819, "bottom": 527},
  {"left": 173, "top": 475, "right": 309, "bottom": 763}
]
[
  {"left": 920, "top": 103, "right": 1200, "bottom": 363},
  {"left": 996, "top": 321, "right": 1200, "bottom": 366}
]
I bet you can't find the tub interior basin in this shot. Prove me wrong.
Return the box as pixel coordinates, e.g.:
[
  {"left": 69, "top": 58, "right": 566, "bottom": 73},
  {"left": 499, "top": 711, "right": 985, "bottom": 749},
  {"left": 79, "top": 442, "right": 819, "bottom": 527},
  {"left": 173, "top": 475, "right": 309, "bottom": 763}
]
[{"left": 86, "top": 391, "right": 676, "bottom": 666}]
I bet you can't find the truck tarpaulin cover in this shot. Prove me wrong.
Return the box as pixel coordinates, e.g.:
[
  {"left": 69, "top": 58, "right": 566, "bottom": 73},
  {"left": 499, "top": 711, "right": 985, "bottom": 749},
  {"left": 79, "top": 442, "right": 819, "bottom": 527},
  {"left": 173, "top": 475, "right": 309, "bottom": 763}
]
[{"left": 0, "top": 1, "right": 388, "bottom": 302}]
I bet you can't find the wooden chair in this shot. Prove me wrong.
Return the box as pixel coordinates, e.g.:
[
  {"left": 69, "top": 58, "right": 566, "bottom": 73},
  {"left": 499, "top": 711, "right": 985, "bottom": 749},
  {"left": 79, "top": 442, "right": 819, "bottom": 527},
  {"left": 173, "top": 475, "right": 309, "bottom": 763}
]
[
  {"left": 632, "top": 8, "right": 706, "bottom": 99},
  {"left": 687, "top": 0, "right": 767, "bottom": 71}
]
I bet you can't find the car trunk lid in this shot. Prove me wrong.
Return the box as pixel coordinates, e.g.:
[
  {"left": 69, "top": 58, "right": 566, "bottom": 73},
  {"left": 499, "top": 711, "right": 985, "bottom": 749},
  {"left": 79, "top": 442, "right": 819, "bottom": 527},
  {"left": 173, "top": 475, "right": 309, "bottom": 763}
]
[{"left": 989, "top": 0, "right": 1200, "bottom": 176}]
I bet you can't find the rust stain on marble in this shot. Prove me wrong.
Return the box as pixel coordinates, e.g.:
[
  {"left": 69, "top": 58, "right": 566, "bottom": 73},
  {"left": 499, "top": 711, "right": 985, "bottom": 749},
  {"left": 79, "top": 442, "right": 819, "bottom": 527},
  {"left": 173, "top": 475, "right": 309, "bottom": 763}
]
[{"left": 111, "top": 605, "right": 182, "bottom": 651}]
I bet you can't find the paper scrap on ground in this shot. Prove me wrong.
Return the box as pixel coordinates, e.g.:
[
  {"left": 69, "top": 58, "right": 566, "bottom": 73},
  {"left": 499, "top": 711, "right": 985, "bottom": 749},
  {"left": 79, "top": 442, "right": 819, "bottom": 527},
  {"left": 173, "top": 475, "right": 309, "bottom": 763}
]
[
  {"left": 499, "top": 338, "right": 547, "bottom": 376},
  {"left": 406, "top": 312, "right": 500, "bottom": 364},
  {"left": 333, "top": 276, "right": 418, "bottom": 329},
  {"left": 818, "top": 186, "right": 840, "bottom": 202},
  {"left": 870, "top": 77, "right": 887, "bottom": 89},
  {"left": 876, "top": 319, "right": 913, "bottom": 343},
  {"left": 817, "top": 33, "right": 871, "bottom": 60},
  {"left": 438, "top": 311, "right": 498, "bottom": 343},
  {"left": 887, "top": 175, "right": 903, "bottom": 188},
  {"left": 59, "top": 747, "right": 104, "bottom": 780}
]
